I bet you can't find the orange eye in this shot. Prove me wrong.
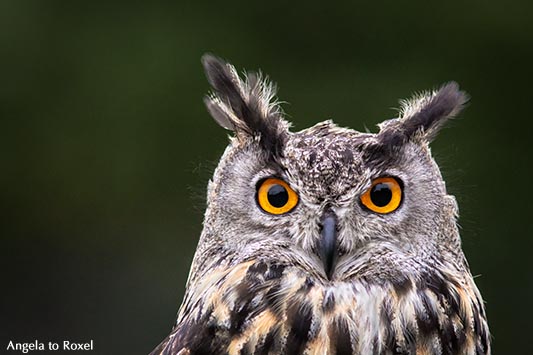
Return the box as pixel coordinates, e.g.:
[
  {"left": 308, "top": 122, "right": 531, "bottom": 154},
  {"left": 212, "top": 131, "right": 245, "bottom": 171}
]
[
  {"left": 360, "top": 177, "right": 402, "bottom": 214},
  {"left": 257, "top": 178, "right": 299, "bottom": 215}
]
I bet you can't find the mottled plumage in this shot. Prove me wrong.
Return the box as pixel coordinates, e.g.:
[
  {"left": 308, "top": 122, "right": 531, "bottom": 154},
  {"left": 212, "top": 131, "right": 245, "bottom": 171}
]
[{"left": 151, "top": 55, "right": 490, "bottom": 355}]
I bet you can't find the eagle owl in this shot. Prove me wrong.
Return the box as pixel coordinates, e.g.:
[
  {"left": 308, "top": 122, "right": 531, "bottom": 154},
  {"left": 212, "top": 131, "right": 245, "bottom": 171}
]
[{"left": 151, "top": 55, "right": 490, "bottom": 355}]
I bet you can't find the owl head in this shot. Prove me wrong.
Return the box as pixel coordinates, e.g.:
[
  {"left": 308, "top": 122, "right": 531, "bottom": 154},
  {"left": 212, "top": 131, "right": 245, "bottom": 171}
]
[
  {"left": 151, "top": 55, "right": 490, "bottom": 355},
  {"left": 197, "top": 54, "right": 469, "bottom": 285}
]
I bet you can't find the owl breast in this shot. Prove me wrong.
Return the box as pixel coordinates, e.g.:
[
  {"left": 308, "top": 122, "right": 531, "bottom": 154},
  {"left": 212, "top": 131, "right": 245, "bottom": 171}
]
[{"left": 167, "top": 260, "right": 489, "bottom": 355}]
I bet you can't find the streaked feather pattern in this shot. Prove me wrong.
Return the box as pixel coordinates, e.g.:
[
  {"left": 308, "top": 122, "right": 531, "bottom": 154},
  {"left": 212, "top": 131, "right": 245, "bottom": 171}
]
[{"left": 151, "top": 260, "right": 489, "bottom": 355}]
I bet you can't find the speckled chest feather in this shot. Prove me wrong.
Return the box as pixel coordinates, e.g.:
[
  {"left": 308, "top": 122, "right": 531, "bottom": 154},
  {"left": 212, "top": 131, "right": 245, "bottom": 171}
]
[{"left": 157, "top": 261, "right": 488, "bottom": 355}]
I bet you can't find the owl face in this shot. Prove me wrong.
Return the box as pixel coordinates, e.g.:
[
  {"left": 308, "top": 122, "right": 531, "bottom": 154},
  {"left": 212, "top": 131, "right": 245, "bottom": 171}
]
[
  {"left": 207, "top": 119, "right": 456, "bottom": 284},
  {"left": 199, "top": 54, "right": 468, "bottom": 285}
]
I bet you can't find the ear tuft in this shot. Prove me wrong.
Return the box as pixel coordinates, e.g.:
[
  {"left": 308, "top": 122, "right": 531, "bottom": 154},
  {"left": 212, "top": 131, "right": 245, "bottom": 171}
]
[
  {"left": 201, "top": 54, "right": 289, "bottom": 153},
  {"left": 377, "top": 82, "right": 469, "bottom": 147}
]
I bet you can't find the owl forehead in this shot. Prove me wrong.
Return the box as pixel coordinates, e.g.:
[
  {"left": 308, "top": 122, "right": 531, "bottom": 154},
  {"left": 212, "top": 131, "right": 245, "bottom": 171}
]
[{"left": 280, "top": 123, "right": 375, "bottom": 198}]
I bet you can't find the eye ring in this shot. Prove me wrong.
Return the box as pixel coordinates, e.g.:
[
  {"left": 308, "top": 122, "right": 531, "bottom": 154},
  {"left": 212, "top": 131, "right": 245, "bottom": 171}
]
[
  {"left": 257, "top": 178, "right": 299, "bottom": 215},
  {"left": 360, "top": 177, "right": 402, "bottom": 214}
]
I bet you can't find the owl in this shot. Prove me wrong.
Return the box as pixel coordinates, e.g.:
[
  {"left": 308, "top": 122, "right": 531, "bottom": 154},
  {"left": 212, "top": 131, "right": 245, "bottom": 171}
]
[{"left": 150, "top": 55, "right": 490, "bottom": 355}]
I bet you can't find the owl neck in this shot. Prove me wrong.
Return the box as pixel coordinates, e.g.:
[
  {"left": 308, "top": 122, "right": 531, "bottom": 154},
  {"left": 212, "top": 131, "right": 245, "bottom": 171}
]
[{"left": 175, "top": 260, "right": 490, "bottom": 354}]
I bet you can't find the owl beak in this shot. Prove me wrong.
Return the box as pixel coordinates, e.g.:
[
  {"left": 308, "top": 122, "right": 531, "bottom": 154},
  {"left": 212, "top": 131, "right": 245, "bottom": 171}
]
[{"left": 318, "top": 211, "right": 338, "bottom": 280}]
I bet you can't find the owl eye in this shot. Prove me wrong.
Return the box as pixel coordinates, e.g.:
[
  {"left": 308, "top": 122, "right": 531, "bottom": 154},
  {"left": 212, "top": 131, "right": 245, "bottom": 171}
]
[
  {"left": 257, "top": 178, "right": 298, "bottom": 215},
  {"left": 360, "top": 177, "right": 402, "bottom": 214}
]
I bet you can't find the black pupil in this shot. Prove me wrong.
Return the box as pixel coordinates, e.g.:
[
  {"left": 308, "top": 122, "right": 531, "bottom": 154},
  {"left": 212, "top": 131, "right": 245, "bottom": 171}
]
[
  {"left": 370, "top": 183, "right": 393, "bottom": 207},
  {"left": 267, "top": 184, "right": 289, "bottom": 208}
]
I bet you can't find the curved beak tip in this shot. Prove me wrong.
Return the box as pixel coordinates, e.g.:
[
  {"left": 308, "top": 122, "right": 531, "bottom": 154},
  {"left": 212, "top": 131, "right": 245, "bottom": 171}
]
[{"left": 318, "top": 213, "right": 338, "bottom": 280}]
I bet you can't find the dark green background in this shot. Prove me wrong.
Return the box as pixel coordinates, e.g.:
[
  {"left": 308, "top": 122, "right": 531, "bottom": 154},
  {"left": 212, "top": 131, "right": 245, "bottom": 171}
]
[{"left": 2, "top": 1, "right": 531, "bottom": 354}]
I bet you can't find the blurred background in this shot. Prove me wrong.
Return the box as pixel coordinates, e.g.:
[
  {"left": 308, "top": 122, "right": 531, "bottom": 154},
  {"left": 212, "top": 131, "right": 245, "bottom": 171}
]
[{"left": 1, "top": 1, "right": 532, "bottom": 354}]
